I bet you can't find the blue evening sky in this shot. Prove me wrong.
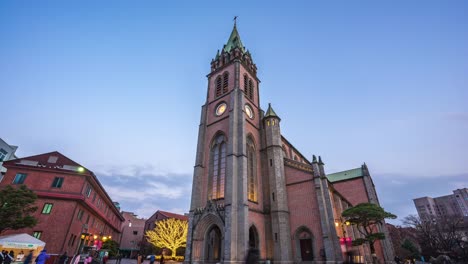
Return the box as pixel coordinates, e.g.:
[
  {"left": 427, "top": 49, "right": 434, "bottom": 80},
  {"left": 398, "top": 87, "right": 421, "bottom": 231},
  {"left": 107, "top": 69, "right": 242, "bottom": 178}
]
[{"left": 1, "top": 1, "right": 467, "bottom": 223}]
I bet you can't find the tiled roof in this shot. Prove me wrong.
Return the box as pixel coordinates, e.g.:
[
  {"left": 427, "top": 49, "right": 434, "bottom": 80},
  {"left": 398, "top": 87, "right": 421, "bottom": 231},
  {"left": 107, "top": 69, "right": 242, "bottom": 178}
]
[
  {"left": 159, "top": 210, "right": 188, "bottom": 221},
  {"left": 3, "top": 151, "right": 91, "bottom": 175},
  {"left": 327, "top": 167, "right": 364, "bottom": 182}
]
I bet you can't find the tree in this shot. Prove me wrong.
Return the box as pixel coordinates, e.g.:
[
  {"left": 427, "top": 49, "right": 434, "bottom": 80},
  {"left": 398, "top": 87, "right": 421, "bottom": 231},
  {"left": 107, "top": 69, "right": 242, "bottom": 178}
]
[
  {"left": 101, "top": 239, "right": 120, "bottom": 257},
  {"left": 0, "top": 185, "right": 38, "bottom": 234},
  {"left": 146, "top": 218, "right": 188, "bottom": 258},
  {"left": 403, "top": 214, "right": 468, "bottom": 262},
  {"left": 401, "top": 239, "right": 421, "bottom": 260},
  {"left": 342, "top": 203, "right": 396, "bottom": 260}
]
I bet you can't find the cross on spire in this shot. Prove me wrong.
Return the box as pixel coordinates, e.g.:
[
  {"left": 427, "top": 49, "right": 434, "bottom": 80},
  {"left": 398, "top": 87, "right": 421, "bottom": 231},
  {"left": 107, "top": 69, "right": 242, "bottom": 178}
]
[{"left": 233, "top": 16, "right": 238, "bottom": 26}]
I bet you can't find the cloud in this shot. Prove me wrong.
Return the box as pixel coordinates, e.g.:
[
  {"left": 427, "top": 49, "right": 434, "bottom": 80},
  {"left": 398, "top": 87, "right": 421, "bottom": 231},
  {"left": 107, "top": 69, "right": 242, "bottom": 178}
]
[
  {"left": 373, "top": 172, "right": 468, "bottom": 225},
  {"left": 94, "top": 167, "right": 193, "bottom": 218},
  {"left": 93, "top": 164, "right": 177, "bottom": 178},
  {"left": 441, "top": 112, "right": 468, "bottom": 124}
]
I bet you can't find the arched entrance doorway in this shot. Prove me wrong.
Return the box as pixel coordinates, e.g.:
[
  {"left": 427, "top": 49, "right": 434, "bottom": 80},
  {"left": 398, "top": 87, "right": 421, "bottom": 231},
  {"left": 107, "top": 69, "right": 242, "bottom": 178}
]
[
  {"left": 205, "top": 225, "right": 222, "bottom": 263},
  {"left": 295, "top": 227, "right": 314, "bottom": 261},
  {"left": 249, "top": 225, "right": 259, "bottom": 249}
]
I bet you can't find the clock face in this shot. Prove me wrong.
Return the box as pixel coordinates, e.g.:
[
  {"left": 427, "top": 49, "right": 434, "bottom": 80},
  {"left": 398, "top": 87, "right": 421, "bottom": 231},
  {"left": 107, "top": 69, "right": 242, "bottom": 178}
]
[
  {"left": 215, "top": 102, "right": 227, "bottom": 116},
  {"left": 245, "top": 104, "right": 254, "bottom": 119}
]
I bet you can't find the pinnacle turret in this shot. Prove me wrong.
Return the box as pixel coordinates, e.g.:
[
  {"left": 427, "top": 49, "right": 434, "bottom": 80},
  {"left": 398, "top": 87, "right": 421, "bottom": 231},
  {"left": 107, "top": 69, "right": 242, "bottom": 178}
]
[{"left": 264, "top": 103, "right": 281, "bottom": 121}]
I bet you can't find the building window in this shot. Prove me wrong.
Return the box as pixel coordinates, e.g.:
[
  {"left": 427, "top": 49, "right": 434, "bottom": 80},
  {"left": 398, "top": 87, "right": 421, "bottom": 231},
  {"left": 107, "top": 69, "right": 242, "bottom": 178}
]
[
  {"left": 85, "top": 185, "right": 92, "bottom": 197},
  {"left": 77, "top": 209, "right": 84, "bottom": 221},
  {"left": 13, "top": 173, "right": 27, "bottom": 184},
  {"left": 33, "top": 231, "right": 42, "bottom": 239},
  {"left": 222, "top": 72, "right": 229, "bottom": 94},
  {"left": 51, "top": 177, "right": 64, "bottom": 188},
  {"left": 0, "top": 148, "right": 7, "bottom": 162},
  {"left": 133, "top": 231, "right": 138, "bottom": 235},
  {"left": 248, "top": 79, "right": 254, "bottom": 100},
  {"left": 243, "top": 74, "right": 248, "bottom": 96},
  {"left": 209, "top": 134, "right": 226, "bottom": 199},
  {"left": 215, "top": 76, "right": 222, "bottom": 97},
  {"left": 42, "top": 203, "right": 53, "bottom": 214},
  {"left": 247, "top": 137, "right": 258, "bottom": 202}
]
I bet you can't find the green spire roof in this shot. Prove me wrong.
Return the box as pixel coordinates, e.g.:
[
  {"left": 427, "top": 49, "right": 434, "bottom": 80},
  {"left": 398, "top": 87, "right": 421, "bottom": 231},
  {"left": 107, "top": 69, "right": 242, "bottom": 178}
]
[
  {"left": 223, "top": 24, "right": 245, "bottom": 53},
  {"left": 264, "top": 103, "right": 280, "bottom": 120}
]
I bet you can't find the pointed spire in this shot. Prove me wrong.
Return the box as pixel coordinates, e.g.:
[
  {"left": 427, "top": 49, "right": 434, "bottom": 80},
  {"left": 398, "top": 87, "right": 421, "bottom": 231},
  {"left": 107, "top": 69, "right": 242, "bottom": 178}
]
[
  {"left": 318, "top": 156, "right": 324, "bottom": 165},
  {"left": 264, "top": 103, "right": 281, "bottom": 121},
  {"left": 215, "top": 49, "right": 220, "bottom": 60},
  {"left": 224, "top": 21, "right": 245, "bottom": 53},
  {"left": 312, "top": 155, "right": 318, "bottom": 164}
]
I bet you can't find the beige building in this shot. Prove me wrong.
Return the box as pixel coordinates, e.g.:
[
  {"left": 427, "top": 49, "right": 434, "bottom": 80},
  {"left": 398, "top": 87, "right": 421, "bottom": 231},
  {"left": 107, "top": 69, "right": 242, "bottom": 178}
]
[
  {"left": 119, "top": 211, "right": 146, "bottom": 258},
  {"left": 414, "top": 188, "right": 468, "bottom": 221}
]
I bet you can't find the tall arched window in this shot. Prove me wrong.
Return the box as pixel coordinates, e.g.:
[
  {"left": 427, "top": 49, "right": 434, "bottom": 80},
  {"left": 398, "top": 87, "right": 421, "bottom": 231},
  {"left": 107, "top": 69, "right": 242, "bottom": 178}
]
[
  {"left": 248, "top": 79, "right": 254, "bottom": 100},
  {"left": 243, "top": 74, "right": 248, "bottom": 96},
  {"left": 215, "top": 76, "right": 222, "bottom": 97},
  {"left": 247, "top": 137, "right": 257, "bottom": 202},
  {"left": 209, "top": 134, "right": 226, "bottom": 199},
  {"left": 222, "top": 72, "right": 229, "bottom": 94}
]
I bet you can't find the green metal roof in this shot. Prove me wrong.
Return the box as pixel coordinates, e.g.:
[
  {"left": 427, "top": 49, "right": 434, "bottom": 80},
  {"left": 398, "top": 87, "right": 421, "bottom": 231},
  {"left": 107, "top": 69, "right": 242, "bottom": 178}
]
[
  {"left": 264, "top": 103, "right": 280, "bottom": 120},
  {"left": 223, "top": 24, "right": 245, "bottom": 53},
  {"left": 327, "top": 167, "right": 363, "bottom": 182}
]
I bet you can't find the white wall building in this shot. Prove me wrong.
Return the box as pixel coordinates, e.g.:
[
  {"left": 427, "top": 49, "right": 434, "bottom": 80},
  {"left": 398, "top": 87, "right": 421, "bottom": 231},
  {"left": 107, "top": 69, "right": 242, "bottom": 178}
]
[{"left": 0, "top": 138, "right": 18, "bottom": 177}]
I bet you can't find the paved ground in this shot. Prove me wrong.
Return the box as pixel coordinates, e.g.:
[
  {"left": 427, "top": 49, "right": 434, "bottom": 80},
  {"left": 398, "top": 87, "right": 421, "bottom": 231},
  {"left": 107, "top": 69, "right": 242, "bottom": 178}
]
[{"left": 107, "top": 259, "right": 182, "bottom": 264}]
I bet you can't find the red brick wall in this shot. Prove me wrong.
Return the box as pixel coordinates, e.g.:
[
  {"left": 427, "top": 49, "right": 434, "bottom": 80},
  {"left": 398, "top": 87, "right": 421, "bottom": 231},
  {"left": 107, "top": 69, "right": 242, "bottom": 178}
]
[
  {"left": 285, "top": 165, "right": 324, "bottom": 259},
  {"left": 332, "top": 178, "right": 386, "bottom": 263},
  {"left": 0, "top": 163, "right": 122, "bottom": 256}
]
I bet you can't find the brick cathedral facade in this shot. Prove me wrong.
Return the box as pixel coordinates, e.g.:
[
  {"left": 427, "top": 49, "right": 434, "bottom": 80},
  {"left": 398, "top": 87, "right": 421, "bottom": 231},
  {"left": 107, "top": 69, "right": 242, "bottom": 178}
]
[{"left": 184, "top": 23, "right": 394, "bottom": 264}]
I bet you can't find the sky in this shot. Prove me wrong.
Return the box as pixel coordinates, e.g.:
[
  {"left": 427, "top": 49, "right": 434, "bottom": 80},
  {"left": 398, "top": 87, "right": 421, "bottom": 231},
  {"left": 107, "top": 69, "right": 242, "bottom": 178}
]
[{"left": 0, "top": 1, "right": 467, "bottom": 225}]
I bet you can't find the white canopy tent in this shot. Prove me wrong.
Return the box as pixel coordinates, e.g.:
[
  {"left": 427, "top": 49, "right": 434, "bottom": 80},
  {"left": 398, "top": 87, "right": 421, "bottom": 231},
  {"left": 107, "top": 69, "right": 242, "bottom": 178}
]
[{"left": 0, "top": 233, "right": 45, "bottom": 250}]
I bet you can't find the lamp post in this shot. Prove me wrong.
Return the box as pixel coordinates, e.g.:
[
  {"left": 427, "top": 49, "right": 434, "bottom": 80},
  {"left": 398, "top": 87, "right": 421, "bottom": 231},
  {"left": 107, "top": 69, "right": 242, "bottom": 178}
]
[{"left": 335, "top": 218, "right": 352, "bottom": 263}]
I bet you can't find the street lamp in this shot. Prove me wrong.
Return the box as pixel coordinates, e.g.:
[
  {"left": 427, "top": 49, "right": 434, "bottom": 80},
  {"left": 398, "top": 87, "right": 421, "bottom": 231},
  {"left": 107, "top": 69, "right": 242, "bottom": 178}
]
[{"left": 335, "top": 218, "right": 352, "bottom": 262}]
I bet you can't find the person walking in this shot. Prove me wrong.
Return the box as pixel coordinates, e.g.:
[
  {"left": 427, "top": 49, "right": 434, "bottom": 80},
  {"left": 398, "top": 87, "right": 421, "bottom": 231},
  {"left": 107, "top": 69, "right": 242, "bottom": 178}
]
[
  {"left": 245, "top": 247, "right": 259, "bottom": 264},
  {"left": 17, "top": 251, "right": 25, "bottom": 262},
  {"left": 159, "top": 251, "right": 164, "bottom": 264},
  {"left": 148, "top": 254, "right": 155, "bottom": 264},
  {"left": 83, "top": 255, "right": 92, "bottom": 264},
  {"left": 23, "top": 251, "right": 34, "bottom": 264},
  {"left": 0, "top": 250, "right": 5, "bottom": 264},
  {"left": 58, "top": 252, "right": 68, "bottom": 264},
  {"left": 36, "top": 250, "right": 50, "bottom": 264},
  {"left": 3, "top": 251, "right": 14, "bottom": 264}
]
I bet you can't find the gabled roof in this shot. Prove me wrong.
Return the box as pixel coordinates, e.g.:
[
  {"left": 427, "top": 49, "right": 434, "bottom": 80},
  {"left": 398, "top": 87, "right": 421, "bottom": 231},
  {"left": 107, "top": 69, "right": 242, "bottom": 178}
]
[
  {"left": 327, "top": 167, "right": 364, "bottom": 183},
  {"left": 223, "top": 23, "right": 245, "bottom": 53},
  {"left": 3, "top": 151, "right": 91, "bottom": 175},
  {"left": 158, "top": 210, "right": 188, "bottom": 221}
]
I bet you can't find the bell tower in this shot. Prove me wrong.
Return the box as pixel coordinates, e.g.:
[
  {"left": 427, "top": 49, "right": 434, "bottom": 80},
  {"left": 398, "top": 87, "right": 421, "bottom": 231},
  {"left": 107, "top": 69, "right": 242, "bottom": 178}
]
[{"left": 185, "top": 21, "right": 263, "bottom": 264}]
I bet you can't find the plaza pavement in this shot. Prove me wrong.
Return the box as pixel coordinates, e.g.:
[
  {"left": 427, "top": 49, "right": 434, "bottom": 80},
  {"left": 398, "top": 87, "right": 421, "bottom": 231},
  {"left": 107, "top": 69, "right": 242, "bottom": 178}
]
[{"left": 107, "top": 258, "right": 182, "bottom": 264}]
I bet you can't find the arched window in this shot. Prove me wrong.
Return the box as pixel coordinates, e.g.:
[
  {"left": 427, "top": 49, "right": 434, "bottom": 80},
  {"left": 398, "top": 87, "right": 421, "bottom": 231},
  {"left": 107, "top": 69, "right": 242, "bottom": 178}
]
[
  {"left": 282, "top": 145, "right": 288, "bottom": 158},
  {"left": 247, "top": 137, "right": 257, "bottom": 202},
  {"left": 248, "top": 79, "right": 254, "bottom": 100},
  {"left": 215, "top": 76, "right": 222, "bottom": 97},
  {"left": 209, "top": 134, "right": 226, "bottom": 199},
  {"left": 243, "top": 74, "right": 248, "bottom": 96},
  {"left": 222, "top": 72, "right": 229, "bottom": 94}
]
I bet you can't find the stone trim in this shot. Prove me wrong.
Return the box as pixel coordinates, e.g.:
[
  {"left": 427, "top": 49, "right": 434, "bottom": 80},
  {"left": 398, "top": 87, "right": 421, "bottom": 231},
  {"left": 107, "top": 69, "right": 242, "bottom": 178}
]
[{"left": 284, "top": 159, "right": 314, "bottom": 173}]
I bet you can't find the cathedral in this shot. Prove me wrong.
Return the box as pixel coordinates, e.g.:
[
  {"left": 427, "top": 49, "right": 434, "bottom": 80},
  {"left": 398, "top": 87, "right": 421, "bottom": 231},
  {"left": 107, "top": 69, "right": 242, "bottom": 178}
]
[{"left": 184, "top": 23, "right": 394, "bottom": 264}]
